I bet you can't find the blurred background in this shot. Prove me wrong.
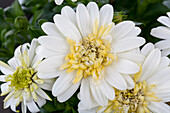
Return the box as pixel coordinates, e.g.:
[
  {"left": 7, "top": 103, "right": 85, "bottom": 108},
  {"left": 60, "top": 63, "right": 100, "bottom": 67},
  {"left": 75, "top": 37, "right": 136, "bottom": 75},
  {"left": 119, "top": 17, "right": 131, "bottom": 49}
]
[{"left": 0, "top": 0, "right": 170, "bottom": 113}]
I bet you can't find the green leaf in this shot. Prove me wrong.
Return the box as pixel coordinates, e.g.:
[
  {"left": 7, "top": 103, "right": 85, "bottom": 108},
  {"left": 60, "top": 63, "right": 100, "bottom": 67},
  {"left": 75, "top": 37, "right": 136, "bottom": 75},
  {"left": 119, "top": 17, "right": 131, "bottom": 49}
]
[
  {"left": 28, "top": 26, "right": 45, "bottom": 38},
  {"left": 4, "top": 0, "right": 24, "bottom": 18},
  {"left": 31, "top": 10, "right": 44, "bottom": 26},
  {"left": 14, "top": 16, "right": 29, "bottom": 29},
  {"left": 38, "top": 19, "right": 48, "bottom": 28}
]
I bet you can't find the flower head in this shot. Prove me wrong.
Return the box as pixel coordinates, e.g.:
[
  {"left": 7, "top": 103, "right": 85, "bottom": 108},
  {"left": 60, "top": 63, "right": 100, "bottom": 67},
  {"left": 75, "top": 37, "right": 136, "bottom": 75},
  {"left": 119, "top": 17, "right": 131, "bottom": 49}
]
[
  {"left": 55, "top": 0, "right": 77, "bottom": 5},
  {"left": 37, "top": 2, "right": 145, "bottom": 109},
  {"left": 96, "top": 43, "right": 170, "bottom": 113},
  {"left": 151, "top": 12, "right": 170, "bottom": 56},
  {"left": 0, "top": 39, "right": 54, "bottom": 113}
]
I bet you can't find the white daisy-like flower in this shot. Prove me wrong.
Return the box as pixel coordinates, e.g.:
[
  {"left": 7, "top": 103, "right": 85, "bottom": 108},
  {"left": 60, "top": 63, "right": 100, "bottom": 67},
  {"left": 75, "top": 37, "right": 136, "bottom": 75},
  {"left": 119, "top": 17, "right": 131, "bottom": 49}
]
[
  {"left": 0, "top": 39, "right": 54, "bottom": 113},
  {"left": 55, "top": 0, "right": 77, "bottom": 5},
  {"left": 151, "top": 12, "right": 170, "bottom": 56},
  {"left": 88, "top": 43, "right": 170, "bottom": 113},
  {"left": 37, "top": 2, "right": 145, "bottom": 109}
]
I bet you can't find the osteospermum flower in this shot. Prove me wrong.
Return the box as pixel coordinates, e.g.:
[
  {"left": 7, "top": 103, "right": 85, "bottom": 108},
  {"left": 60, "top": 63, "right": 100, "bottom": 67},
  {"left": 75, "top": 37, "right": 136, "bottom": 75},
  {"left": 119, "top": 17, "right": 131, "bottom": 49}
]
[
  {"left": 55, "top": 0, "right": 77, "bottom": 5},
  {"left": 0, "top": 39, "right": 54, "bottom": 113},
  {"left": 37, "top": 2, "right": 145, "bottom": 109},
  {"left": 151, "top": 12, "right": 170, "bottom": 56},
  {"left": 95, "top": 43, "right": 170, "bottom": 113}
]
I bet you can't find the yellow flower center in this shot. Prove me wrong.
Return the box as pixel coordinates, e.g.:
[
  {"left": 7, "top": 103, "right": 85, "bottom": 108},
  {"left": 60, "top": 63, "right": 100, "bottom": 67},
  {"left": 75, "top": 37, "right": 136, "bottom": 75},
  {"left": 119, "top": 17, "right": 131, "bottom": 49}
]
[
  {"left": 6, "top": 67, "right": 34, "bottom": 91},
  {"left": 60, "top": 22, "right": 116, "bottom": 84}
]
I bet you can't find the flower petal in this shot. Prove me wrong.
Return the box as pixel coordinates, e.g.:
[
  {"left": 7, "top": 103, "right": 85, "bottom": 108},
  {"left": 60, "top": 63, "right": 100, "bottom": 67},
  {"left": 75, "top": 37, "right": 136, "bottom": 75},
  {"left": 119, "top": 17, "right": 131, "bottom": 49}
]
[
  {"left": 112, "top": 37, "right": 145, "bottom": 53},
  {"left": 41, "top": 22, "right": 64, "bottom": 38},
  {"left": 36, "top": 46, "right": 58, "bottom": 58},
  {"left": 37, "top": 55, "right": 65, "bottom": 74},
  {"left": 87, "top": 2, "right": 99, "bottom": 29},
  {"left": 162, "top": 48, "right": 170, "bottom": 56},
  {"left": 61, "top": 6, "right": 77, "bottom": 26},
  {"left": 147, "top": 102, "right": 170, "bottom": 113},
  {"left": 27, "top": 100, "right": 40, "bottom": 113},
  {"left": 141, "top": 43, "right": 154, "bottom": 56},
  {"left": 105, "top": 68, "right": 127, "bottom": 90},
  {"left": 36, "top": 95, "right": 46, "bottom": 107},
  {"left": 7, "top": 58, "right": 21, "bottom": 70},
  {"left": 111, "top": 21, "right": 135, "bottom": 40},
  {"left": 115, "top": 59, "right": 140, "bottom": 74},
  {"left": 122, "top": 74, "right": 134, "bottom": 89},
  {"left": 79, "top": 77, "right": 97, "bottom": 109},
  {"left": 76, "top": 4, "right": 92, "bottom": 37},
  {"left": 139, "top": 49, "right": 161, "bottom": 82},
  {"left": 55, "top": 0, "right": 64, "bottom": 5},
  {"left": 38, "top": 36, "right": 69, "bottom": 54},
  {"left": 57, "top": 81, "right": 80, "bottom": 102},
  {"left": 157, "top": 16, "right": 170, "bottom": 28},
  {"left": 35, "top": 87, "right": 52, "bottom": 100},
  {"left": 99, "top": 79, "right": 115, "bottom": 100},
  {"left": 52, "top": 71, "right": 76, "bottom": 96},
  {"left": 151, "top": 26, "right": 170, "bottom": 39},
  {"left": 54, "top": 14, "right": 82, "bottom": 41},
  {"left": 125, "top": 27, "right": 141, "bottom": 36},
  {"left": 99, "top": 4, "right": 113, "bottom": 26},
  {"left": 0, "top": 61, "right": 14, "bottom": 75}
]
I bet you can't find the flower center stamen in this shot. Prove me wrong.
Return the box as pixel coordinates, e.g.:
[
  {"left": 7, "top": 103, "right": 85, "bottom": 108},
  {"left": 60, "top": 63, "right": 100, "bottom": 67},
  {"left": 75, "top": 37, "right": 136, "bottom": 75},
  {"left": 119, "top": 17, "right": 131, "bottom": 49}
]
[
  {"left": 6, "top": 67, "right": 34, "bottom": 91},
  {"left": 101, "top": 81, "right": 161, "bottom": 113},
  {"left": 60, "top": 23, "right": 116, "bottom": 84}
]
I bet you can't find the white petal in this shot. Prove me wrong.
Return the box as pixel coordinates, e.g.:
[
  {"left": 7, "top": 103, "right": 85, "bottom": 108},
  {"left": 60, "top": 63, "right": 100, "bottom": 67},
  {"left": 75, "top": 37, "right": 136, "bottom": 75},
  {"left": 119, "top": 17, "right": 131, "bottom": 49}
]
[
  {"left": 90, "top": 80, "right": 108, "bottom": 106},
  {"left": 76, "top": 4, "right": 92, "bottom": 37},
  {"left": 0, "top": 61, "right": 14, "bottom": 74},
  {"left": 10, "top": 98, "right": 20, "bottom": 112},
  {"left": 157, "top": 57, "right": 170, "bottom": 70},
  {"left": 147, "top": 102, "right": 170, "bottom": 113},
  {"left": 37, "top": 55, "right": 65, "bottom": 73},
  {"left": 139, "top": 49, "right": 161, "bottom": 82},
  {"left": 157, "top": 16, "right": 170, "bottom": 28},
  {"left": 117, "top": 51, "right": 145, "bottom": 64},
  {"left": 87, "top": 2, "right": 99, "bottom": 30},
  {"left": 7, "top": 58, "right": 21, "bottom": 70},
  {"left": 112, "top": 37, "right": 145, "bottom": 53},
  {"left": 61, "top": 6, "right": 77, "bottom": 26},
  {"left": 125, "top": 27, "right": 141, "bottom": 36},
  {"left": 162, "top": 48, "right": 170, "bottom": 56},
  {"left": 28, "top": 39, "right": 39, "bottom": 64},
  {"left": 105, "top": 68, "right": 127, "bottom": 90},
  {"left": 0, "top": 75, "right": 6, "bottom": 82},
  {"left": 55, "top": 0, "right": 64, "bottom": 5},
  {"left": 79, "top": 77, "right": 97, "bottom": 109},
  {"left": 54, "top": 14, "right": 82, "bottom": 41},
  {"left": 147, "top": 67, "right": 170, "bottom": 85},
  {"left": 115, "top": 59, "right": 140, "bottom": 74},
  {"left": 57, "top": 81, "right": 80, "bottom": 102},
  {"left": 141, "top": 43, "right": 154, "bottom": 56},
  {"left": 4, "top": 93, "right": 14, "bottom": 109},
  {"left": 151, "top": 26, "right": 170, "bottom": 39},
  {"left": 31, "top": 55, "right": 43, "bottom": 68},
  {"left": 99, "top": 4, "right": 113, "bottom": 26},
  {"left": 35, "top": 87, "right": 51, "bottom": 100},
  {"left": 122, "top": 74, "right": 134, "bottom": 89},
  {"left": 21, "top": 102, "right": 27, "bottom": 113},
  {"left": 37, "top": 72, "right": 59, "bottom": 79},
  {"left": 27, "top": 100, "right": 40, "bottom": 113},
  {"left": 38, "top": 82, "right": 53, "bottom": 91},
  {"left": 98, "top": 79, "right": 115, "bottom": 100},
  {"left": 38, "top": 36, "right": 69, "bottom": 54},
  {"left": 78, "top": 107, "right": 98, "bottom": 113},
  {"left": 111, "top": 21, "right": 135, "bottom": 40},
  {"left": 36, "top": 46, "right": 58, "bottom": 58},
  {"left": 167, "top": 12, "right": 170, "bottom": 17},
  {"left": 36, "top": 95, "right": 46, "bottom": 107},
  {"left": 52, "top": 71, "right": 76, "bottom": 96},
  {"left": 41, "top": 22, "right": 64, "bottom": 38}
]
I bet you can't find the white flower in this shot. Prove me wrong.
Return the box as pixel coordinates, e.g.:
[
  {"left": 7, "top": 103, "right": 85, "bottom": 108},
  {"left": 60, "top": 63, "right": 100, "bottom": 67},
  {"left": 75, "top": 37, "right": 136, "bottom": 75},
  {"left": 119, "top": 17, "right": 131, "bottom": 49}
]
[
  {"left": 55, "top": 0, "right": 77, "bottom": 5},
  {"left": 0, "top": 39, "right": 54, "bottom": 113},
  {"left": 151, "top": 12, "right": 170, "bottom": 56},
  {"left": 89, "top": 43, "right": 170, "bottom": 113},
  {"left": 37, "top": 2, "right": 145, "bottom": 109}
]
